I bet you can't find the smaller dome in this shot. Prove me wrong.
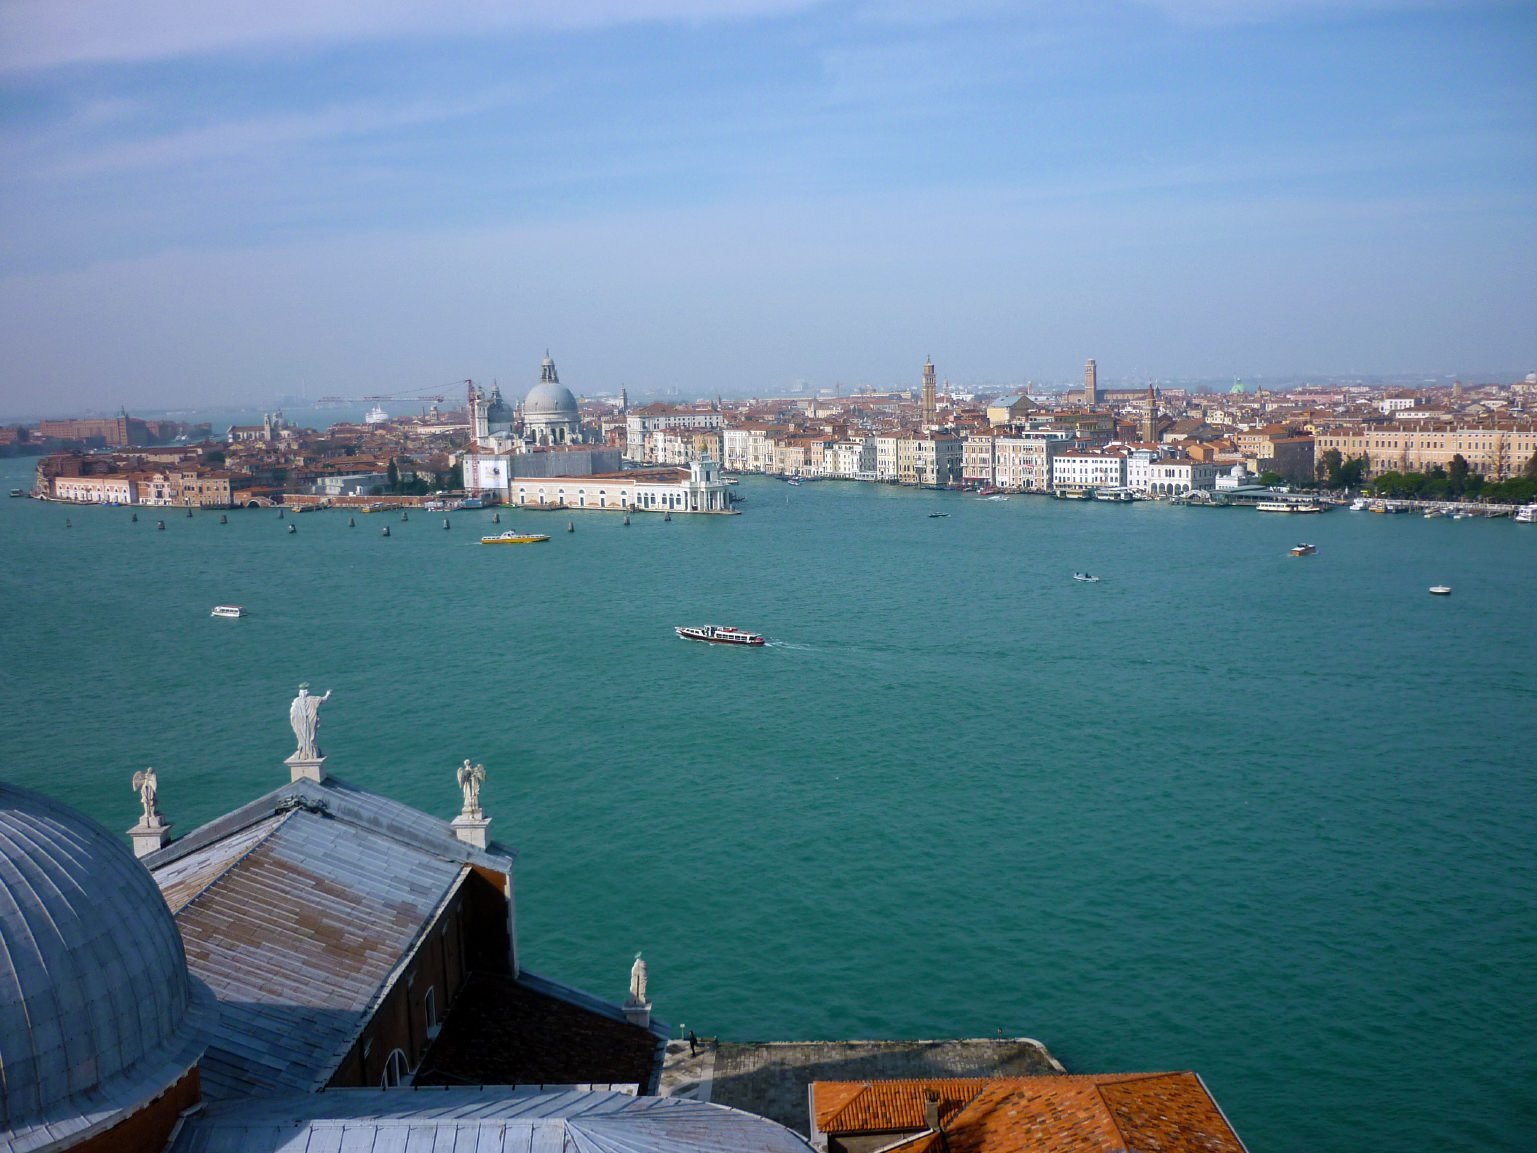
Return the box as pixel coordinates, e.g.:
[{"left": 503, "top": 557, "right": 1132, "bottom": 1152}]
[
  {"left": 524, "top": 355, "right": 578, "bottom": 417},
  {"left": 1, "top": 784, "right": 212, "bottom": 1149}
]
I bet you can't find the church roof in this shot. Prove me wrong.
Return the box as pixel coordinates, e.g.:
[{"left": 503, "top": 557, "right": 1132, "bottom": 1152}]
[
  {"left": 144, "top": 775, "right": 513, "bottom": 1100},
  {"left": 166, "top": 1086, "right": 818, "bottom": 1153},
  {"left": 0, "top": 784, "right": 214, "bottom": 1153}
]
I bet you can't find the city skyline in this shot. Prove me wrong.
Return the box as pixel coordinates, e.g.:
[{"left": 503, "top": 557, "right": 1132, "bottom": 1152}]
[{"left": 1, "top": 0, "right": 1533, "bottom": 412}]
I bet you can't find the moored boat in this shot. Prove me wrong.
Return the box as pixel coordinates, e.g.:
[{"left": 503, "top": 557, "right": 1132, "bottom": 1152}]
[
  {"left": 1256, "top": 500, "right": 1322, "bottom": 513},
  {"left": 211, "top": 605, "right": 245, "bottom": 618},
  {"left": 1515, "top": 503, "right": 1537, "bottom": 524},
  {"left": 481, "top": 531, "right": 550, "bottom": 545},
  {"left": 675, "top": 624, "right": 765, "bottom": 646}
]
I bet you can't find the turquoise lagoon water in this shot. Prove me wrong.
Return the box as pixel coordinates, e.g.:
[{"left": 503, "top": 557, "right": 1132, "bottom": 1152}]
[{"left": 1, "top": 456, "right": 1534, "bottom": 1152}]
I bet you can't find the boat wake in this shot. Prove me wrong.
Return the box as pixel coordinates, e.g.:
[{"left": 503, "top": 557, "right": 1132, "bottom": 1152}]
[{"left": 765, "top": 640, "right": 813, "bottom": 651}]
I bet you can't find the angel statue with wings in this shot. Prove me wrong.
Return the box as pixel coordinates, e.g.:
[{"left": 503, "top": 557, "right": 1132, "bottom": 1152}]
[
  {"left": 131, "top": 767, "right": 159, "bottom": 825},
  {"left": 457, "top": 759, "right": 486, "bottom": 818}
]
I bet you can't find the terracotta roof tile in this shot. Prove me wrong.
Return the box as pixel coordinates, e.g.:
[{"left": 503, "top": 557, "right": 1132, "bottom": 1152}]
[{"left": 813, "top": 1073, "right": 1247, "bottom": 1153}]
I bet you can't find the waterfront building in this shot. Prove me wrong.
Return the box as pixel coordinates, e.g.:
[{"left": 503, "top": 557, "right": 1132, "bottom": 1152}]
[
  {"left": 723, "top": 423, "right": 785, "bottom": 473},
  {"left": 826, "top": 435, "right": 876, "bottom": 479},
  {"left": 1051, "top": 449, "right": 1127, "bottom": 492},
  {"left": 1312, "top": 420, "right": 1537, "bottom": 480},
  {"left": 1148, "top": 458, "right": 1221, "bottom": 495},
  {"left": 53, "top": 471, "right": 140, "bottom": 504},
  {"left": 509, "top": 458, "right": 733, "bottom": 514},
  {"left": 624, "top": 403, "right": 725, "bottom": 463},
  {"left": 998, "top": 430, "right": 1069, "bottom": 491},
  {"left": 913, "top": 433, "right": 964, "bottom": 487},
  {"left": 963, "top": 430, "right": 998, "bottom": 486},
  {"left": 36, "top": 412, "right": 149, "bottom": 447}
]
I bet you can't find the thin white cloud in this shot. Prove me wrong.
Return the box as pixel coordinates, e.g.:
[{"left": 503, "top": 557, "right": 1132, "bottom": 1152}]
[
  {"left": 1129, "top": 0, "right": 1459, "bottom": 25},
  {"left": 0, "top": 0, "right": 825, "bottom": 73},
  {"left": 44, "top": 92, "right": 512, "bottom": 176}
]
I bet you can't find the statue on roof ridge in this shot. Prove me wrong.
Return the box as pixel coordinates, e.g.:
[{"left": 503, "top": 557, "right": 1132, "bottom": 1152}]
[
  {"left": 629, "top": 952, "right": 648, "bottom": 1006},
  {"left": 131, "top": 767, "right": 159, "bottom": 825},
  {"left": 289, "top": 684, "right": 332, "bottom": 761},
  {"left": 457, "top": 759, "right": 486, "bottom": 818}
]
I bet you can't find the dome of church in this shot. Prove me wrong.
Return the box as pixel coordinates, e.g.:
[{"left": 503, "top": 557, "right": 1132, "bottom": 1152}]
[
  {"left": 483, "top": 385, "right": 514, "bottom": 425},
  {"left": 0, "top": 783, "right": 209, "bottom": 1147},
  {"left": 524, "top": 355, "right": 578, "bottom": 417}
]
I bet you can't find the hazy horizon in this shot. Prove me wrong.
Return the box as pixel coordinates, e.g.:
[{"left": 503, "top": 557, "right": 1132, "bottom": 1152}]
[{"left": 3, "top": 1, "right": 1533, "bottom": 414}]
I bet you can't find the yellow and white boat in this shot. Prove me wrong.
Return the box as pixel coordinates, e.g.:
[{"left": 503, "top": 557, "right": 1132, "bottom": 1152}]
[{"left": 480, "top": 530, "right": 550, "bottom": 545}]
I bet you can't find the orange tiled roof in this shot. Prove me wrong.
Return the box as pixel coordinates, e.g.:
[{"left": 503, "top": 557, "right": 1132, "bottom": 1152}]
[{"left": 813, "top": 1073, "right": 1247, "bottom": 1153}]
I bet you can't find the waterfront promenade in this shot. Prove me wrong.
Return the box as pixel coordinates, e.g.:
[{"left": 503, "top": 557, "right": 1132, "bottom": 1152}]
[{"left": 2, "top": 460, "right": 1534, "bottom": 1153}]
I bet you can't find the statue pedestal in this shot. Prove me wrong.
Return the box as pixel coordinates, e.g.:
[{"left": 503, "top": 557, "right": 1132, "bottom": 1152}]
[
  {"left": 624, "top": 999, "right": 652, "bottom": 1030},
  {"left": 128, "top": 817, "right": 171, "bottom": 859},
  {"left": 285, "top": 754, "right": 327, "bottom": 783},
  {"left": 451, "top": 813, "right": 491, "bottom": 849}
]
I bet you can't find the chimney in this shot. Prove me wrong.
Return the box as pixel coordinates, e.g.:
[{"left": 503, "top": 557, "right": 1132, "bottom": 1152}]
[{"left": 924, "top": 1090, "right": 941, "bottom": 1132}]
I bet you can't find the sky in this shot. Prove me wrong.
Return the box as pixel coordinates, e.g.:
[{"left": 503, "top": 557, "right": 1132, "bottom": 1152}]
[{"left": 0, "top": 0, "right": 1533, "bottom": 414}]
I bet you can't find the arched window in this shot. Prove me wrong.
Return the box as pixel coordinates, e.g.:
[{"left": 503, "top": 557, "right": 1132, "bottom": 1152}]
[{"left": 381, "top": 1047, "right": 409, "bottom": 1088}]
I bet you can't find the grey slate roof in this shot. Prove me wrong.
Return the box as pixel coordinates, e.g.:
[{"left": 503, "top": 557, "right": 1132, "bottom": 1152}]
[
  {"left": 166, "top": 1086, "right": 818, "bottom": 1153},
  {"left": 0, "top": 783, "right": 215, "bottom": 1153},
  {"left": 145, "top": 775, "right": 512, "bottom": 1100}
]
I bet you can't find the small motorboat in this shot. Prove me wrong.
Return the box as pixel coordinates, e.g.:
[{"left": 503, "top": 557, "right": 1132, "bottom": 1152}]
[
  {"left": 480, "top": 531, "right": 550, "bottom": 545},
  {"left": 1073, "top": 572, "right": 1100, "bottom": 583},
  {"left": 210, "top": 605, "right": 245, "bottom": 618},
  {"left": 1428, "top": 585, "right": 1452, "bottom": 596},
  {"left": 928, "top": 512, "right": 950, "bottom": 518},
  {"left": 675, "top": 625, "right": 765, "bottom": 646},
  {"left": 1289, "top": 543, "right": 1317, "bottom": 556}
]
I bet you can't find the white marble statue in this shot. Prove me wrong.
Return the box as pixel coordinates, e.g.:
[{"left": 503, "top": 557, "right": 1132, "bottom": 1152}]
[
  {"left": 457, "top": 759, "right": 486, "bottom": 817},
  {"left": 131, "top": 767, "right": 159, "bottom": 825},
  {"left": 629, "top": 952, "right": 648, "bottom": 1005},
  {"left": 289, "top": 684, "right": 332, "bottom": 760}
]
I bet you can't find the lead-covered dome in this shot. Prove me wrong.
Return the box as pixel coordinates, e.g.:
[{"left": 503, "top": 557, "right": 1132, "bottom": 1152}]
[
  {"left": 0, "top": 783, "right": 210, "bottom": 1149},
  {"left": 524, "top": 354, "right": 578, "bottom": 417}
]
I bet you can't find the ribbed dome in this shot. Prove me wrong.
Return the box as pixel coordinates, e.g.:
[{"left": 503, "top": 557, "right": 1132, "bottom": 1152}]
[
  {"left": 524, "top": 355, "right": 578, "bottom": 417},
  {"left": 0, "top": 784, "right": 208, "bottom": 1145}
]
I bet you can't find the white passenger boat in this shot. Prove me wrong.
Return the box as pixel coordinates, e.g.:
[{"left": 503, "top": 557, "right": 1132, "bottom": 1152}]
[
  {"left": 211, "top": 605, "right": 245, "bottom": 618},
  {"left": 1256, "top": 500, "right": 1322, "bottom": 513},
  {"left": 1515, "top": 503, "right": 1537, "bottom": 524},
  {"left": 1349, "top": 498, "right": 1368, "bottom": 511},
  {"left": 675, "top": 625, "right": 765, "bottom": 646}
]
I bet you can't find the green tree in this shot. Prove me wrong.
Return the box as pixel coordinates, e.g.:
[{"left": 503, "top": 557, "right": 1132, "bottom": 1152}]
[
  {"left": 387, "top": 458, "right": 399, "bottom": 492},
  {"left": 1523, "top": 451, "right": 1537, "bottom": 480},
  {"left": 1258, "top": 471, "right": 1284, "bottom": 487},
  {"left": 1447, "top": 453, "right": 1469, "bottom": 497},
  {"left": 1318, "top": 448, "right": 1342, "bottom": 485},
  {"left": 1338, "top": 455, "right": 1366, "bottom": 489}
]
